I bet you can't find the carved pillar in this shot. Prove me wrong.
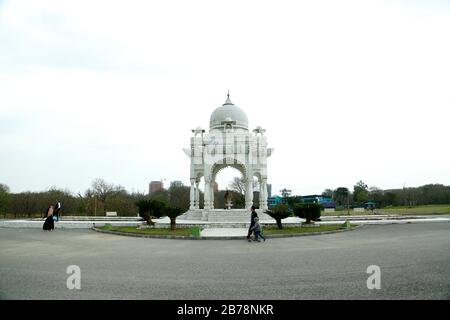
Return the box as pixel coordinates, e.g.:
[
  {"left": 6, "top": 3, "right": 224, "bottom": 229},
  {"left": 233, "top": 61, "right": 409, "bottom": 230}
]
[
  {"left": 259, "top": 179, "right": 264, "bottom": 210},
  {"left": 204, "top": 178, "right": 211, "bottom": 210},
  {"left": 210, "top": 181, "right": 215, "bottom": 209},
  {"left": 245, "top": 177, "right": 254, "bottom": 210},
  {"left": 189, "top": 179, "right": 195, "bottom": 210},
  {"left": 195, "top": 180, "right": 200, "bottom": 209},
  {"left": 261, "top": 179, "right": 268, "bottom": 210}
]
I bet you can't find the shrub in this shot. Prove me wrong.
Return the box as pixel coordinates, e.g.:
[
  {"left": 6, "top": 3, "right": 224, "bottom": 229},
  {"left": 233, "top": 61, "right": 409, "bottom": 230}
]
[
  {"left": 162, "top": 206, "right": 184, "bottom": 230},
  {"left": 190, "top": 226, "right": 201, "bottom": 237},
  {"left": 294, "top": 203, "right": 322, "bottom": 224},
  {"left": 135, "top": 199, "right": 166, "bottom": 225},
  {"left": 265, "top": 203, "right": 292, "bottom": 229}
]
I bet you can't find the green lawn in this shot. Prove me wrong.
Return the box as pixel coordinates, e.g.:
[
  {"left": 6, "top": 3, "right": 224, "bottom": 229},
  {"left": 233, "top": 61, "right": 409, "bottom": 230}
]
[
  {"left": 97, "top": 224, "right": 351, "bottom": 237},
  {"left": 98, "top": 225, "right": 192, "bottom": 236},
  {"left": 263, "top": 224, "right": 352, "bottom": 235},
  {"left": 377, "top": 204, "right": 450, "bottom": 215},
  {"left": 321, "top": 204, "right": 450, "bottom": 216}
]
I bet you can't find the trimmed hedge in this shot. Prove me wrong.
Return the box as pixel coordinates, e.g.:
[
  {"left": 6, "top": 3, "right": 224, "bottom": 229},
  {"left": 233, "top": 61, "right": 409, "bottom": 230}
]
[
  {"left": 265, "top": 203, "right": 292, "bottom": 229},
  {"left": 293, "top": 203, "right": 322, "bottom": 223}
]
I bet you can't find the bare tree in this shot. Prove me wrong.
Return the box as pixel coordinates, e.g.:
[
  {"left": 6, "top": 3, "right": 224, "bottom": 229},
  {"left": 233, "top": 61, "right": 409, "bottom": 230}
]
[
  {"left": 229, "top": 177, "right": 245, "bottom": 195},
  {"left": 228, "top": 177, "right": 259, "bottom": 195},
  {"left": 90, "top": 178, "right": 126, "bottom": 213}
]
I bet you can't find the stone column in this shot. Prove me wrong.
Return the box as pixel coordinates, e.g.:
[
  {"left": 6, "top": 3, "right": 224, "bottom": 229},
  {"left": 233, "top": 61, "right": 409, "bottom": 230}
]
[
  {"left": 259, "top": 180, "right": 264, "bottom": 210},
  {"left": 195, "top": 181, "right": 200, "bottom": 209},
  {"left": 245, "top": 177, "right": 254, "bottom": 210},
  {"left": 189, "top": 179, "right": 195, "bottom": 210},
  {"left": 210, "top": 181, "right": 215, "bottom": 209},
  {"left": 261, "top": 179, "right": 268, "bottom": 210},
  {"left": 204, "top": 179, "right": 211, "bottom": 210}
]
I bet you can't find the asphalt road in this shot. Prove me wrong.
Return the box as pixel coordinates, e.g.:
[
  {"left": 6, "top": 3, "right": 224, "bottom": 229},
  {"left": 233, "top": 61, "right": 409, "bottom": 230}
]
[{"left": 1, "top": 223, "right": 449, "bottom": 300}]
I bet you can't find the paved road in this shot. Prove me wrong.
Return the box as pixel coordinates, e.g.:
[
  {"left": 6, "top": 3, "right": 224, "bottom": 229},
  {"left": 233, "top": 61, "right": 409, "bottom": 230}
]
[{"left": 0, "top": 223, "right": 449, "bottom": 299}]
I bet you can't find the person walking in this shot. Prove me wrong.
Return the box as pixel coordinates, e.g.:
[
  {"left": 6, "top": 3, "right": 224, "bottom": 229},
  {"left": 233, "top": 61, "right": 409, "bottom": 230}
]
[
  {"left": 53, "top": 201, "right": 62, "bottom": 222},
  {"left": 246, "top": 205, "right": 258, "bottom": 242},
  {"left": 250, "top": 217, "right": 266, "bottom": 242},
  {"left": 43, "top": 205, "right": 55, "bottom": 231}
]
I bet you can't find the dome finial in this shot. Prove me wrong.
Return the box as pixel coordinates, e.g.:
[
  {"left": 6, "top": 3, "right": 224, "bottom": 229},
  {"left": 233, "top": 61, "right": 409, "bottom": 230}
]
[{"left": 224, "top": 90, "right": 232, "bottom": 105}]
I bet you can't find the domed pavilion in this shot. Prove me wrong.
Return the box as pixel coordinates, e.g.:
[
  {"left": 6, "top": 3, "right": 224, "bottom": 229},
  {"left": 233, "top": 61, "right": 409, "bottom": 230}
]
[{"left": 180, "top": 93, "right": 274, "bottom": 221}]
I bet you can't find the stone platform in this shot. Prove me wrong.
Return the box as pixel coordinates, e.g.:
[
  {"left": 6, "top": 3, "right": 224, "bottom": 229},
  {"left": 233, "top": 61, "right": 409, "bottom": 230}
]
[{"left": 178, "top": 209, "right": 272, "bottom": 222}]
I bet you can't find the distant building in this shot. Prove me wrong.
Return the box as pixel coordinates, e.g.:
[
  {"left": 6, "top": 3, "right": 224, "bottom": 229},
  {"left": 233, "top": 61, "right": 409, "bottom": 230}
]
[
  {"left": 149, "top": 181, "right": 164, "bottom": 194},
  {"left": 170, "top": 180, "right": 184, "bottom": 188},
  {"left": 268, "top": 195, "right": 282, "bottom": 208},
  {"left": 300, "top": 195, "right": 336, "bottom": 208},
  {"left": 267, "top": 184, "right": 272, "bottom": 198},
  {"left": 268, "top": 194, "right": 336, "bottom": 209}
]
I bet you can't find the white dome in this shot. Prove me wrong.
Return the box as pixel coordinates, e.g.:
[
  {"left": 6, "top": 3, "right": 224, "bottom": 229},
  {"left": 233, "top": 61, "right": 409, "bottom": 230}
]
[{"left": 209, "top": 95, "right": 249, "bottom": 131}]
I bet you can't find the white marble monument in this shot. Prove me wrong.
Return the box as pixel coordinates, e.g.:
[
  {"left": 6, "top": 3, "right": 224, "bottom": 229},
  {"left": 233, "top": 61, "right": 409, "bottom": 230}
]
[{"left": 180, "top": 93, "right": 274, "bottom": 222}]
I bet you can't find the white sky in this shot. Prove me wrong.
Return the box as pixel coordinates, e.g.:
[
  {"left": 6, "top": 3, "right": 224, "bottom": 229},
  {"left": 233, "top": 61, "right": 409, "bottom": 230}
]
[{"left": 0, "top": 0, "right": 449, "bottom": 196}]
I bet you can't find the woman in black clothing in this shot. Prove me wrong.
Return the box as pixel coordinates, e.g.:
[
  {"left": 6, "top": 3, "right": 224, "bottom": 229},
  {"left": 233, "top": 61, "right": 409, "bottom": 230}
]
[
  {"left": 246, "top": 205, "right": 258, "bottom": 242},
  {"left": 43, "top": 205, "right": 55, "bottom": 231}
]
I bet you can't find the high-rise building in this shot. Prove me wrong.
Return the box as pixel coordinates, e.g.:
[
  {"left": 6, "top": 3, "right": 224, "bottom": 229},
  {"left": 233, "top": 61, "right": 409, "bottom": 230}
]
[
  {"left": 170, "top": 180, "right": 184, "bottom": 188},
  {"left": 267, "top": 184, "right": 272, "bottom": 198},
  {"left": 149, "top": 181, "right": 164, "bottom": 194}
]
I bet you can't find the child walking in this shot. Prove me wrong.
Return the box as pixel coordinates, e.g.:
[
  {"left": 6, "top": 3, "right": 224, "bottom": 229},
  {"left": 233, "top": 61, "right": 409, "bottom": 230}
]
[{"left": 251, "top": 217, "right": 266, "bottom": 242}]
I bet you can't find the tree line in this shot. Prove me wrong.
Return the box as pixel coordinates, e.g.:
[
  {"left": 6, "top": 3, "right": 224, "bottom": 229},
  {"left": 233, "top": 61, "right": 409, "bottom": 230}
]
[
  {"left": 321, "top": 181, "right": 450, "bottom": 208},
  {"left": 0, "top": 179, "right": 193, "bottom": 218},
  {"left": 0, "top": 176, "right": 260, "bottom": 218},
  {"left": 1, "top": 179, "right": 449, "bottom": 218}
]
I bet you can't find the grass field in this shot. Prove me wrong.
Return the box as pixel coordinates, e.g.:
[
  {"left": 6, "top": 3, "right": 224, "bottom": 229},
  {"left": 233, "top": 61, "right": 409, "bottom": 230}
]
[
  {"left": 98, "top": 225, "right": 192, "bottom": 236},
  {"left": 263, "top": 224, "right": 350, "bottom": 235},
  {"left": 322, "top": 204, "right": 450, "bottom": 216},
  {"left": 97, "top": 223, "right": 351, "bottom": 237},
  {"left": 376, "top": 204, "right": 450, "bottom": 215}
]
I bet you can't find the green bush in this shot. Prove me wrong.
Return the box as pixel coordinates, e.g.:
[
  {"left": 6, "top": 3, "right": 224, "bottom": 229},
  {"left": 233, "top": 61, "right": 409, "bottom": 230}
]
[
  {"left": 265, "top": 203, "right": 292, "bottom": 229},
  {"left": 135, "top": 199, "right": 166, "bottom": 225},
  {"left": 162, "top": 206, "right": 184, "bottom": 230},
  {"left": 294, "top": 203, "right": 322, "bottom": 223},
  {"left": 190, "top": 227, "right": 201, "bottom": 237}
]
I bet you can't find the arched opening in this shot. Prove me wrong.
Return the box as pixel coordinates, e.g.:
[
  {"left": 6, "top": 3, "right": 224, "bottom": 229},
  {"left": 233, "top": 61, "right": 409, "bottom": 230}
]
[{"left": 213, "top": 166, "right": 245, "bottom": 209}]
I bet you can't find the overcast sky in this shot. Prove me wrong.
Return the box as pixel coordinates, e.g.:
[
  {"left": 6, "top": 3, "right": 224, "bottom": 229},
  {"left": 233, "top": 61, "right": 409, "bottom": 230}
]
[{"left": 1, "top": 0, "right": 449, "bottom": 196}]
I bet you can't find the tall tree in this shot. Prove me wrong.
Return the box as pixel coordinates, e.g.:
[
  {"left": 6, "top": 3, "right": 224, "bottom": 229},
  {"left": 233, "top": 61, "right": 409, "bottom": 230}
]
[
  {"left": 322, "top": 189, "right": 333, "bottom": 198},
  {"left": 149, "top": 189, "right": 170, "bottom": 205},
  {"left": 0, "top": 184, "right": 11, "bottom": 216},
  {"left": 335, "top": 187, "right": 349, "bottom": 207},
  {"left": 229, "top": 177, "right": 259, "bottom": 194},
  {"left": 228, "top": 177, "right": 258, "bottom": 208},
  {"left": 368, "top": 186, "right": 383, "bottom": 205},
  {"left": 280, "top": 188, "right": 292, "bottom": 199},
  {"left": 353, "top": 180, "right": 369, "bottom": 204},
  {"left": 168, "top": 185, "right": 190, "bottom": 211},
  {"left": 90, "top": 178, "right": 126, "bottom": 213},
  {"left": 229, "top": 177, "right": 245, "bottom": 195}
]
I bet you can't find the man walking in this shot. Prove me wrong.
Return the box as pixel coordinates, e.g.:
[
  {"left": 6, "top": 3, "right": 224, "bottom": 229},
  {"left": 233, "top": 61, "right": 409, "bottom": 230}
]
[{"left": 246, "top": 205, "right": 258, "bottom": 242}]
